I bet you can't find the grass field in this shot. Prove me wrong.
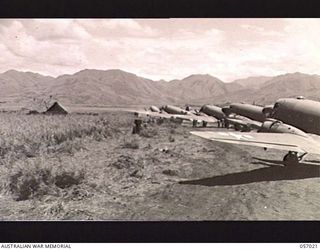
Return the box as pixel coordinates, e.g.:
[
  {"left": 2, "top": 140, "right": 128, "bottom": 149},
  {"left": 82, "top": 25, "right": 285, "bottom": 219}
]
[
  {"left": 0, "top": 111, "right": 319, "bottom": 220},
  {"left": 0, "top": 112, "right": 130, "bottom": 219}
]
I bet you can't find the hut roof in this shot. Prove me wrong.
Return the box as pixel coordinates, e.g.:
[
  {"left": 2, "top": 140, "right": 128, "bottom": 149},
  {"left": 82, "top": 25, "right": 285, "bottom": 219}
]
[{"left": 45, "top": 101, "right": 68, "bottom": 114}]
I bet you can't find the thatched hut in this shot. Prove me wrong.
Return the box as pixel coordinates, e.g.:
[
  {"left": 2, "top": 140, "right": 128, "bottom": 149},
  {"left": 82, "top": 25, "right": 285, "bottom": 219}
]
[
  {"left": 44, "top": 102, "right": 68, "bottom": 115},
  {"left": 23, "top": 97, "right": 68, "bottom": 115}
]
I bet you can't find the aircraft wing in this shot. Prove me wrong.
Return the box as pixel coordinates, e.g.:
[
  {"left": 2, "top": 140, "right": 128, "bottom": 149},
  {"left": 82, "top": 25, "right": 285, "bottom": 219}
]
[
  {"left": 190, "top": 131, "right": 320, "bottom": 155},
  {"left": 128, "top": 110, "right": 173, "bottom": 119},
  {"left": 186, "top": 114, "right": 218, "bottom": 123},
  {"left": 226, "top": 117, "right": 262, "bottom": 129},
  {"left": 157, "top": 113, "right": 217, "bottom": 123},
  {"left": 130, "top": 110, "right": 191, "bottom": 121},
  {"left": 129, "top": 110, "right": 217, "bottom": 123}
]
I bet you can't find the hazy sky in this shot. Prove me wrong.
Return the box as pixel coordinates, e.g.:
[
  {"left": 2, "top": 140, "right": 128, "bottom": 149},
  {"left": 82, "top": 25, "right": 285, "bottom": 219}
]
[{"left": 0, "top": 18, "right": 319, "bottom": 82}]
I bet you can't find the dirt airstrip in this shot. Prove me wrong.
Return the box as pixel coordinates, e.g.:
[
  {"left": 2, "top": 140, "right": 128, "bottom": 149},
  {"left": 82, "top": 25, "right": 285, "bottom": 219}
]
[{"left": 0, "top": 111, "right": 319, "bottom": 220}]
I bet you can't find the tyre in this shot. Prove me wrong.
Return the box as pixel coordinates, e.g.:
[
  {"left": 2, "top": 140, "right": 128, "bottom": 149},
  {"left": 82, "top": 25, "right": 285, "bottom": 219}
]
[{"left": 283, "top": 153, "right": 299, "bottom": 167}]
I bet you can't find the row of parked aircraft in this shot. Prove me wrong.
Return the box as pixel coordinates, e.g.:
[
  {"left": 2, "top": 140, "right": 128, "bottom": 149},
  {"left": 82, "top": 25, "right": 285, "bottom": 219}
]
[{"left": 132, "top": 96, "right": 320, "bottom": 167}]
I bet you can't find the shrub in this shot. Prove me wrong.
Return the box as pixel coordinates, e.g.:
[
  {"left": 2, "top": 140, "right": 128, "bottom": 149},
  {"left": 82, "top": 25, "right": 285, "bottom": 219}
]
[
  {"left": 6, "top": 167, "right": 51, "bottom": 201},
  {"left": 162, "top": 169, "right": 178, "bottom": 176},
  {"left": 122, "top": 139, "right": 140, "bottom": 149},
  {"left": 139, "top": 127, "right": 158, "bottom": 138},
  {"left": 110, "top": 155, "right": 137, "bottom": 169},
  {"left": 3, "top": 159, "right": 85, "bottom": 201},
  {"left": 54, "top": 171, "right": 84, "bottom": 189},
  {"left": 0, "top": 113, "right": 119, "bottom": 162},
  {"left": 168, "top": 135, "right": 175, "bottom": 142},
  {"left": 169, "top": 128, "right": 176, "bottom": 134},
  {"left": 109, "top": 155, "right": 144, "bottom": 179}
]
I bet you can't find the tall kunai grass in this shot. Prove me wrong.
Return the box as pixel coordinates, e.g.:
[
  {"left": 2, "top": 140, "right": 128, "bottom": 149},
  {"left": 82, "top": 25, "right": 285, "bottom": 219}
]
[{"left": 0, "top": 112, "right": 130, "bottom": 201}]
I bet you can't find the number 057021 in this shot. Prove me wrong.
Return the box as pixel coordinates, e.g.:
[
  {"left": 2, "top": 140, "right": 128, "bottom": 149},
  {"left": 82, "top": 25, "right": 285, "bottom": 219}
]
[{"left": 300, "top": 244, "right": 318, "bottom": 248}]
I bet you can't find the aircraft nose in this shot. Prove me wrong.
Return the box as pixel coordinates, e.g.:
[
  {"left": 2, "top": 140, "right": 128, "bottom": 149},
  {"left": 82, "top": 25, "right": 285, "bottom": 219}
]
[
  {"left": 262, "top": 106, "right": 274, "bottom": 118},
  {"left": 222, "top": 106, "right": 231, "bottom": 115}
]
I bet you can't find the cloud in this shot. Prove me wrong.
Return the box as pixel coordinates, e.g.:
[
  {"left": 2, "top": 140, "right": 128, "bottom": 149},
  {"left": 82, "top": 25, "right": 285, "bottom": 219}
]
[
  {"left": 0, "top": 20, "right": 90, "bottom": 76},
  {"left": 0, "top": 19, "right": 320, "bottom": 81},
  {"left": 76, "top": 19, "right": 159, "bottom": 38},
  {"left": 0, "top": 19, "right": 164, "bottom": 77},
  {"left": 21, "top": 19, "right": 90, "bottom": 41},
  {"left": 203, "top": 18, "right": 320, "bottom": 80}
]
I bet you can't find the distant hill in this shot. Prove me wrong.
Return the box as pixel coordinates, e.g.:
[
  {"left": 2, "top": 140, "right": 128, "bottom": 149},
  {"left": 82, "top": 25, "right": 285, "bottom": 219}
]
[
  {"left": 231, "top": 76, "right": 273, "bottom": 90},
  {"left": 214, "top": 73, "right": 320, "bottom": 105},
  {"left": 253, "top": 72, "right": 320, "bottom": 104},
  {"left": 166, "top": 74, "right": 243, "bottom": 105},
  {"left": 42, "top": 69, "right": 172, "bottom": 105},
  {"left": 1, "top": 69, "right": 320, "bottom": 107},
  {"left": 0, "top": 70, "right": 54, "bottom": 102}
]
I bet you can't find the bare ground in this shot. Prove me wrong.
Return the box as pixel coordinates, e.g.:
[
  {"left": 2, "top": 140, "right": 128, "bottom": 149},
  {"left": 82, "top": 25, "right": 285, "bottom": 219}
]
[{"left": 0, "top": 112, "right": 319, "bottom": 220}]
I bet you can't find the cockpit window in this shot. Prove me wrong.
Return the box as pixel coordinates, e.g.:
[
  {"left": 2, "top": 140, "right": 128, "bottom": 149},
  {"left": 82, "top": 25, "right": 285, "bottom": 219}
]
[
  {"left": 274, "top": 102, "right": 280, "bottom": 109},
  {"left": 270, "top": 120, "right": 281, "bottom": 129}
]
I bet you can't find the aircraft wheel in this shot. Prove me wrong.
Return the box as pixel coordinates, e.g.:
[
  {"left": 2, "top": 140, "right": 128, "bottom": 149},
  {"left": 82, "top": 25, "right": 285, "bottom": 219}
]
[
  {"left": 240, "top": 126, "right": 250, "bottom": 132},
  {"left": 234, "top": 124, "right": 242, "bottom": 131},
  {"left": 283, "top": 152, "right": 299, "bottom": 167}
]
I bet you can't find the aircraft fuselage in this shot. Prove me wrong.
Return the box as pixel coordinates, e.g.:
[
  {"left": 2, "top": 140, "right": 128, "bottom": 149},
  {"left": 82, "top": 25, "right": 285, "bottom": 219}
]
[
  {"left": 150, "top": 106, "right": 160, "bottom": 112},
  {"left": 223, "top": 103, "right": 266, "bottom": 122},
  {"left": 199, "top": 105, "right": 225, "bottom": 120},
  {"left": 271, "top": 98, "right": 320, "bottom": 135},
  {"left": 161, "top": 105, "right": 189, "bottom": 115}
]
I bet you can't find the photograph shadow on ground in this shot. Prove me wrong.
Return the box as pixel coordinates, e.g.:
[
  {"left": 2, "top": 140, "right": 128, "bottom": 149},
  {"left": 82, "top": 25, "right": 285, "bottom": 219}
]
[{"left": 179, "top": 157, "right": 320, "bottom": 186}]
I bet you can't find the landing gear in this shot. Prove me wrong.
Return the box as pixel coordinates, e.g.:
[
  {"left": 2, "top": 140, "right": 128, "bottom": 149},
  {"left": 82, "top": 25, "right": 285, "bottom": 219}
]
[
  {"left": 234, "top": 124, "right": 250, "bottom": 132},
  {"left": 234, "top": 124, "right": 242, "bottom": 131},
  {"left": 132, "top": 119, "right": 143, "bottom": 134},
  {"left": 297, "top": 152, "right": 308, "bottom": 161},
  {"left": 224, "top": 120, "right": 229, "bottom": 129},
  {"left": 282, "top": 151, "right": 307, "bottom": 167},
  {"left": 202, "top": 121, "right": 208, "bottom": 127},
  {"left": 192, "top": 119, "right": 198, "bottom": 128},
  {"left": 283, "top": 152, "right": 298, "bottom": 167}
]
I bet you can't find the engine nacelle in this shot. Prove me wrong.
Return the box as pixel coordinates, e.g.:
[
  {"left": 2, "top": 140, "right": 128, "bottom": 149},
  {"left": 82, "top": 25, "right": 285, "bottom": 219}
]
[
  {"left": 221, "top": 106, "right": 232, "bottom": 116},
  {"left": 258, "top": 120, "right": 308, "bottom": 137},
  {"left": 199, "top": 105, "right": 225, "bottom": 119},
  {"left": 223, "top": 103, "right": 266, "bottom": 122},
  {"left": 150, "top": 106, "right": 160, "bottom": 112},
  {"left": 262, "top": 105, "right": 274, "bottom": 118},
  {"left": 162, "top": 105, "right": 188, "bottom": 115}
]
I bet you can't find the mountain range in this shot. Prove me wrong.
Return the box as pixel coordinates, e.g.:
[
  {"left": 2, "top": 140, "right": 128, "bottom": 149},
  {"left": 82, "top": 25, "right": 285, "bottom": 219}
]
[{"left": 1, "top": 69, "right": 320, "bottom": 107}]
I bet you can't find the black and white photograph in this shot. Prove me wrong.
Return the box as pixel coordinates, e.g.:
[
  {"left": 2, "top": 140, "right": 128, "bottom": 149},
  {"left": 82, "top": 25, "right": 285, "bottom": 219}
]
[{"left": 0, "top": 18, "right": 319, "bottom": 221}]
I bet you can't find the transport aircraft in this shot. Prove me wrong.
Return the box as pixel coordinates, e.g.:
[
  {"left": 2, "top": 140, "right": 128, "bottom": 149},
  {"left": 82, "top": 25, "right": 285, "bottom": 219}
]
[
  {"left": 133, "top": 104, "right": 266, "bottom": 129},
  {"left": 130, "top": 104, "right": 218, "bottom": 126},
  {"left": 198, "top": 105, "right": 227, "bottom": 127},
  {"left": 199, "top": 104, "right": 263, "bottom": 130},
  {"left": 191, "top": 97, "right": 320, "bottom": 166},
  {"left": 221, "top": 103, "right": 271, "bottom": 131},
  {"left": 222, "top": 103, "right": 266, "bottom": 122}
]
